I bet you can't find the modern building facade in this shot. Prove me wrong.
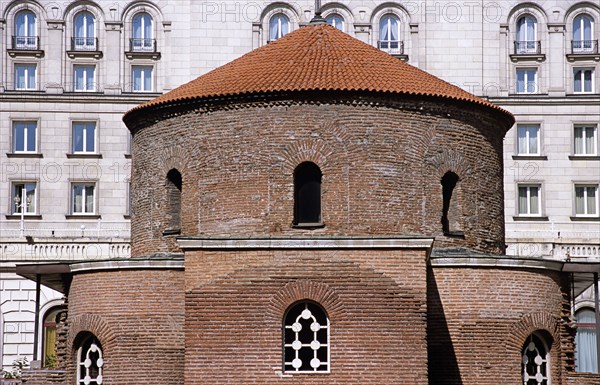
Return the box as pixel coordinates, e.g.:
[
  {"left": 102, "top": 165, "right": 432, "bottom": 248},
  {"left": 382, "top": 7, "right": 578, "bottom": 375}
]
[{"left": 0, "top": 0, "right": 598, "bottom": 379}]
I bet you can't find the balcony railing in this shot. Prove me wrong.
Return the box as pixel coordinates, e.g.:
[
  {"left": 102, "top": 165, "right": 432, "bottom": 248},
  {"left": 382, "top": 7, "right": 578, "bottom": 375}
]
[
  {"left": 514, "top": 40, "right": 541, "bottom": 55},
  {"left": 129, "top": 38, "right": 157, "bottom": 52},
  {"left": 571, "top": 40, "right": 599, "bottom": 54},
  {"left": 71, "top": 37, "right": 98, "bottom": 51},
  {"left": 12, "top": 35, "right": 39, "bottom": 50},
  {"left": 377, "top": 40, "right": 405, "bottom": 56}
]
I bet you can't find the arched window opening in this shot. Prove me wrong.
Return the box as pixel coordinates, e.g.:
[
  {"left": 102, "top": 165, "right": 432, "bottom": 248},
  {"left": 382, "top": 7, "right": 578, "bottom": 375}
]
[
  {"left": 522, "top": 333, "right": 550, "bottom": 385},
  {"left": 42, "top": 307, "right": 64, "bottom": 368},
  {"left": 15, "top": 10, "right": 37, "bottom": 49},
  {"left": 575, "top": 308, "right": 598, "bottom": 373},
  {"left": 132, "top": 13, "right": 154, "bottom": 51},
  {"left": 283, "top": 301, "right": 329, "bottom": 373},
  {"left": 293, "top": 162, "right": 322, "bottom": 226},
  {"left": 269, "top": 14, "right": 289, "bottom": 41},
  {"left": 165, "top": 169, "right": 182, "bottom": 233},
  {"left": 378, "top": 14, "right": 400, "bottom": 51},
  {"left": 441, "top": 171, "right": 463, "bottom": 236},
  {"left": 76, "top": 334, "right": 103, "bottom": 385},
  {"left": 326, "top": 14, "right": 344, "bottom": 31},
  {"left": 74, "top": 11, "right": 96, "bottom": 50},
  {"left": 516, "top": 15, "right": 537, "bottom": 54},
  {"left": 573, "top": 15, "right": 595, "bottom": 53}
]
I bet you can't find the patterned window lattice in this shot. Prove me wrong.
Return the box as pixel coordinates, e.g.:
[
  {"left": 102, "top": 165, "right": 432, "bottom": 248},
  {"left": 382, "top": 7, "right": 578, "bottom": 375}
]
[
  {"left": 77, "top": 336, "right": 104, "bottom": 385},
  {"left": 522, "top": 334, "right": 549, "bottom": 385},
  {"left": 283, "top": 301, "right": 329, "bottom": 372}
]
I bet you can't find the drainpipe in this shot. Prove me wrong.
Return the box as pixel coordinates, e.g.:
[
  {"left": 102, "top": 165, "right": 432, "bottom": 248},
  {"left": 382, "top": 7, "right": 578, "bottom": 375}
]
[{"left": 33, "top": 274, "right": 41, "bottom": 361}]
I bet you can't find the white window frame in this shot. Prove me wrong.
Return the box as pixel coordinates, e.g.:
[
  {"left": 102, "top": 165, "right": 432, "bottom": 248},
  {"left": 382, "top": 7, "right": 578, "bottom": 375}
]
[
  {"left": 72, "top": 122, "right": 97, "bottom": 154},
  {"left": 379, "top": 14, "right": 401, "bottom": 51},
  {"left": 15, "top": 10, "right": 37, "bottom": 49},
  {"left": 516, "top": 124, "right": 541, "bottom": 156},
  {"left": 14, "top": 63, "right": 37, "bottom": 90},
  {"left": 574, "top": 125, "right": 598, "bottom": 156},
  {"left": 325, "top": 14, "right": 344, "bottom": 31},
  {"left": 516, "top": 15, "right": 537, "bottom": 53},
  {"left": 573, "top": 68, "right": 595, "bottom": 94},
  {"left": 132, "top": 12, "right": 154, "bottom": 51},
  {"left": 574, "top": 184, "right": 599, "bottom": 217},
  {"left": 73, "top": 65, "right": 96, "bottom": 92},
  {"left": 71, "top": 182, "right": 97, "bottom": 215},
  {"left": 12, "top": 121, "right": 38, "bottom": 153},
  {"left": 131, "top": 65, "right": 153, "bottom": 92},
  {"left": 269, "top": 13, "right": 289, "bottom": 41},
  {"left": 73, "top": 11, "right": 96, "bottom": 50},
  {"left": 516, "top": 68, "right": 537, "bottom": 94},
  {"left": 10, "top": 181, "right": 37, "bottom": 215},
  {"left": 573, "top": 14, "right": 595, "bottom": 53},
  {"left": 517, "top": 184, "right": 542, "bottom": 216}
]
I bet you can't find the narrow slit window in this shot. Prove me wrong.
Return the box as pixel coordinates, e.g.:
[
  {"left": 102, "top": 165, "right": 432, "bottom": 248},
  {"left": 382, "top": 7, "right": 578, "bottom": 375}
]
[
  {"left": 166, "top": 169, "right": 182, "bottom": 232},
  {"left": 293, "top": 162, "right": 322, "bottom": 225},
  {"left": 441, "top": 171, "right": 462, "bottom": 235}
]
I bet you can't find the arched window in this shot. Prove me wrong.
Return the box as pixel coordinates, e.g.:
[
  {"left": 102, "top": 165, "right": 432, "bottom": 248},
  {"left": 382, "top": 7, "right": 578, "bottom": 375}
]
[
  {"left": 283, "top": 301, "right": 329, "bottom": 373},
  {"left": 379, "top": 14, "right": 400, "bottom": 50},
  {"left": 293, "top": 162, "right": 322, "bottom": 225},
  {"left": 326, "top": 14, "right": 344, "bottom": 31},
  {"left": 42, "top": 307, "right": 63, "bottom": 368},
  {"left": 76, "top": 334, "right": 103, "bottom": 385},
  {"left": 132, "top": 13, "right": 153, "bottom": 51},
  {"left": 575, "top": 308, "right": 598, "bottom": 373},
  {"left": 15, "top": 10, "right": 37, "bottom": 49},
  {"left": 573, "top": 15, "right": 595, "bottom": 53},
  {"left": 522, "top": 333, "right": 550, "bottom": 385},
  {"left": 269, "top": 14, "right": 289, "bottom": 41},
  {"left": 516, "top": 15, "right": 537, "bottom": 53},
  {"left": 441, "top": 171, "right": 462, "bottom": 235},
  {"left": 165, "top": 169, "right": 182, "bottom": 233},
  {"left": 74, "top": 11, "right": 96, "bottom": 50}
]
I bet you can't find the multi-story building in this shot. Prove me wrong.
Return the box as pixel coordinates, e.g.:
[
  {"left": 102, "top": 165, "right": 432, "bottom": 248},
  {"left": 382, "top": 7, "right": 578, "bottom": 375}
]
[{"left": 1, "top": 0, "right": 598, "bottom": 375}]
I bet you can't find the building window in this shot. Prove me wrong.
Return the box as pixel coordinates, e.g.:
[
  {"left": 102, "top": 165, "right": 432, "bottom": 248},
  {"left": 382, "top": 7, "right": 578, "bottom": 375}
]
[
  {"left": 517, "top": 124, "right": 541, "bottom": 155},
  {"left": 15, "top": 10, "right": 37, "bottom": 49},
  {"left": 379, "top": 14, "right": 400, "bottom": 51},
  {"left": 516, "top": 15, "right": 537, "bottom": 53},
  {"left": 132, "top": 66, "right": 153, "bottom": 92},
  {"left": 575, "top": 308, "right": 598, "bottom": 373},
  {"left": 518, "top": 184, "right": 541, "bottom": 216},
  {"left": 166, "top": 169, "right": 182, "bottom": 232},
  {"left": 522, "top": 333, "right": 550, "bottom": 385},
  {"left": 269, "top": 14, "right": 289, "bottom": 41},
  {"left": 12, "top": 121, "right": 37, "bottom": 153},
  {"left": 516, "top": 68, "right": 537, "bottom": 94},
  {"left": 283, "top": 301, "right": 329, "bottom": 373},
  {"left": 441, "top": 171, "right": 462, "bottom": 235},
  {"left": 575, "top": 185, "right": 598, "bottom": 217},
  {"left": 42, "top": 307, "right": 63, "bottom": 368},
  {"left": 11, "top": 182, "right": 37, "bottom": 215},
  {"left": 293, "top": 162, "right": 322, "bottom": 226},
  {"left": 15, "top": 63, "right": 37, "bottom": 90},
  {"left": 72, "top": 122, "right": 96, "bottom": 153},
  {"left": 574, "top": 68, "right": 594, "bottom": 94},
  {"left": 573, "top": 14, "right": 595, "bottom": 53},
  {"left": 72, "top": 183, "right": 96, "bottom": 215},
  {"left": 74, "top": 65, "right": 95, "bottom": 91},
  {"left": 132, "top": 13, "right": 153, "bottom": 51},
  {"left": 326, "top": 14, "right": 344, "bottom": 31},
  {"left": 76, "top": 334, "right": 103, "bottom": 385},
  {"left": 74, "top": 11, "right": 96, "bottom": 50},
  {"left": 574, "top": 125, "right": 598, "bottom": 156}
]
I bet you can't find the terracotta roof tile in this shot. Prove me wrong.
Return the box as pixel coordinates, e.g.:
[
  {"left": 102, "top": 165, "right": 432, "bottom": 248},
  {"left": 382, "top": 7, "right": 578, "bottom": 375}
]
[{"left": 124, "top": 24, "right": 512, "bottom": 122}]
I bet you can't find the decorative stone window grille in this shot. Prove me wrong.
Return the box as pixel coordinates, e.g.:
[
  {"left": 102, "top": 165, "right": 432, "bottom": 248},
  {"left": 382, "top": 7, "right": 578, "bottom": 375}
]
[
  {"left": 77, "top": 335, "right": 104, "bottom": 384},
  {"left": 283, "top": 301, "right": 329, "bottom": 373},
  {"left": 522, "top": 334, "right": 549, "bottom": 385}
]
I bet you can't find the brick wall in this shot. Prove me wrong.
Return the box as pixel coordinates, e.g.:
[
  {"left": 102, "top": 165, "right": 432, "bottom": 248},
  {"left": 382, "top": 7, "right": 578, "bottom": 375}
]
[
  {"left": 184, "top": 247, "right": 429, "bottom": 384},
  {"left": 130, "top": 95, "right": 507, "bottom": 257},
  {"left": 65, "top": 269, "right": 184, "bottom": 385}
]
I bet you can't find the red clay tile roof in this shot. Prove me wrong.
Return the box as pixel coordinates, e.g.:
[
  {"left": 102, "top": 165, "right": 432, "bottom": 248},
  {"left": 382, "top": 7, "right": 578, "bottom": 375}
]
[{"left": 124, "top": 24, "right": 513, "bottom": 123}]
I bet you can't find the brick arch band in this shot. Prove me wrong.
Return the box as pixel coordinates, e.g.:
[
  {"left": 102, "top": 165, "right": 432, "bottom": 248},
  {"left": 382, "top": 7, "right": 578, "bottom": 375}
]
[
  {"left": 266, "top": 280, "right": 346, "bottom": 323},
  {"left": 67, "top": 314, "right": 116, "bottom": 350},
  {"left": 158, "top": 146, "right": 191, "bottom": 176}
]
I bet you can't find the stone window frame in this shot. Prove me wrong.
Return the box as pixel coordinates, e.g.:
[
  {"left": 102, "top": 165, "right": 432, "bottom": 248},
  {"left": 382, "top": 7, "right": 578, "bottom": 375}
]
[
  {"left": 282, "top": 300, "right": 330, "bottom": 374},
  {"left": 10, "top": 119, "right": 39, "bottom": 154},
  {"left": 515, "top": 182, "right": 544, "bottom": 218},
  {"left": 72, "top": 10, "right": 98, "bottom": 50},
  {"left": 371, "top": 5, "right": 411, "bottom": 55},
  {"left": 259, "top": 3, "right": 300, "bottom": 46},
  {"left": 130, "top": 64, "right": 154, "bottom": 92},
  {"left": 572, "top": 67, "right": 596, "bottom": 94},
  {"left": 69, "top": 120, "right": 99, "bottom": 156},
  {"left": 8, "top": 179, "right": 39, "bottom": 216},
  {"left": 573, "top": 183, "right": 599, "bottom": 218},
  {"left": 68, "top": 180, "right": 99, "bottom": 218},
  {"left": 14, "top": 62, "right": 38, "bottom": 90},
  {"left": 320, "top": 3, "right": 353, "bottom": 34},
  {"left": 515, "top": 67, "right": 539, "bottom": 94},
  {"left": 573, "top": 124, "right": 598, "bottom": 156},
  {"left": 73, "top": 64, "right": 97, "bottom": 92},
  {"left": 515, "top": 123, "right": 543, "bottom": 157}
]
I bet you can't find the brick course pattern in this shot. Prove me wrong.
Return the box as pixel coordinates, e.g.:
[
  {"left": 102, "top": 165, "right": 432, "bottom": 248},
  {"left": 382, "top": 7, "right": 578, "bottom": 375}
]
[{"left": 130, "top": 96, "right": 508, "bottom": 257}]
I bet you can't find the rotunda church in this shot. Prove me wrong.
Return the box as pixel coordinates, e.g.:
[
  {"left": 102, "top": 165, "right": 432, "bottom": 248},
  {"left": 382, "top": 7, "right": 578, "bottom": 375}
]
[{"left": 19, "top": 22, "right": 583, "bottom": 385}]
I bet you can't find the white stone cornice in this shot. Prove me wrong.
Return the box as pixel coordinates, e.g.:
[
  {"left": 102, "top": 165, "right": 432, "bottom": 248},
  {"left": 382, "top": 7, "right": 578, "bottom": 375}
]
[
  {"left": 70, "top": 259, "right": 183, "bottom": 273},
  {"left": 430, "top": 254, "right": 564, "bottom": 271}
]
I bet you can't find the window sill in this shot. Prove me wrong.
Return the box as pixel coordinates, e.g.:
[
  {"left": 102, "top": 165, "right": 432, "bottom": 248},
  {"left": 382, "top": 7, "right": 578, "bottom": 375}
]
[
  {"left": 162, "top": 229, "right": 181, "bottom": 236},
  {"left": 512, "top": 216, "right": 549, "bottom": 221},
  {"left": 512, "top": 155, "right": 548, "bottom": 160},
  {"left": 569, "top": 155, "right": 600, "bottom": 161},
  {"left": 292, "top": 222, "right": 325, "bottom": 229},
  {"left": 65, "top": 214, "right": 101, "bottom": 219},
  {"left": 66, "top": 153, "right": 102, "bottom": 159},
  {"left": 5, "top": 214, "right": 42, "bottom": 220},
  {"left": 6, "top": 153, "right": 43, "bottom": 158},
  {"left": 509, "top": 53, "right": 546, "bottom": 62},
  {"left": 66, "top": 50, "right": 103, "bottom": 59},
  {"left": 570, "top": 216, "right": 600, "bottom": 222}
]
